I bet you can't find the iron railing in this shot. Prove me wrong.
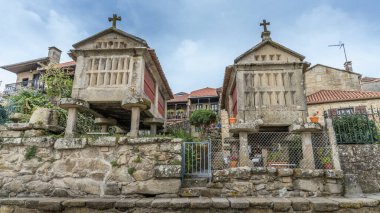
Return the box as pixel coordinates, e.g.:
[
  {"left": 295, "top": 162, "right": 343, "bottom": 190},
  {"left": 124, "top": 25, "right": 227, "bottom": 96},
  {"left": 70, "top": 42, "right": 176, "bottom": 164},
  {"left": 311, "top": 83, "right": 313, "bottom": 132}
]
[
  {"left": 325, "top": 107, "right": 380, "bottom": 144},
  {"left": 182, "top": 141, "right": 212, "bottom": 180},
  {"left": 4, "top": 80, "right": 44, "bottom": 96}
]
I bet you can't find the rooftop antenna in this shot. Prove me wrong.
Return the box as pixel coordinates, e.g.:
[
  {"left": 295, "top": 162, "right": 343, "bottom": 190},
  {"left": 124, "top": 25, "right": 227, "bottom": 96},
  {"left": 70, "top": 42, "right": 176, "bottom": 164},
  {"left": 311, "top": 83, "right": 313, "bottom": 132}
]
[{"left": 328, "top": 41, "right": 348, "bottom": 63}]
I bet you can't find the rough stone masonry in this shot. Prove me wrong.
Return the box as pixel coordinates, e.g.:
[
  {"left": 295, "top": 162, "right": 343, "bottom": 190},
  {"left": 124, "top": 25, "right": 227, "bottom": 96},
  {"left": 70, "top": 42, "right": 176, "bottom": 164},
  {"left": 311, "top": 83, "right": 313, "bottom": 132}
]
[{"left": 0, "top": 136, "right": 182, "bottom": 198}]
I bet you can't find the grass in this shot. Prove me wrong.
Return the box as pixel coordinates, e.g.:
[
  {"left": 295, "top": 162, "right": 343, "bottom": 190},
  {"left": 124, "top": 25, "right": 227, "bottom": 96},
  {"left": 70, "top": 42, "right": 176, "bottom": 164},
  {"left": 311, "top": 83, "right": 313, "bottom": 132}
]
[
  {"left": 25, "top": 146, "right": 37, "bottom": 160},
  {"left": 110, "top": 160, "right": 118, "bottom": 168},
  {"left": 133, "top": 155, "right": 142, "bottom": 163},
  {"left": 128, "top": 167, "right": 136, "bottom": 175}
]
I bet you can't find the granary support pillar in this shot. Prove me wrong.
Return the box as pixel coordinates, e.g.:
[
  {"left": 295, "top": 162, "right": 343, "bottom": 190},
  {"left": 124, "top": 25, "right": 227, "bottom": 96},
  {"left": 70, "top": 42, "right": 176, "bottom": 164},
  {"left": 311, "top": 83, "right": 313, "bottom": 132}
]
[
  {"left": 130, "top": 106, "right": 141, "bottom": 138},
  {"left": 95, "top": 118, "right": 117, "bottom": 133},
  {"left": 150, "top": 124, "right": 157, "bottom": 135},
  {"left": 301, "top": 132, "right": 316, "bottom": 169},
  {"left": 65, "top": 108, "right": 78, "bottom": 137},
  {"left": 326, "top": 118, "right": 342, "bottom": 170},
  {"left": 239, "top": 132, "right": 252, "bottom": 167}
]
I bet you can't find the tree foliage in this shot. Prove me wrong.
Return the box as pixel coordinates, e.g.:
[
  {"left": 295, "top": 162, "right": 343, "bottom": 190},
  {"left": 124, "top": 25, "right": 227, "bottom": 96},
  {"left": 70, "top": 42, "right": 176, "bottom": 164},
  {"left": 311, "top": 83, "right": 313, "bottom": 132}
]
[
  {"left": 189, "top": 110, "right": 217, "bottom": 138},
  {"left": 333, "top": 115, "right": 379, "bottom": 144},
  {"left": 7, "top": 89, "right": 50, "bottom": 114},
  {"left": 41, "top": 65, "right": 73, "bottom": 99}
]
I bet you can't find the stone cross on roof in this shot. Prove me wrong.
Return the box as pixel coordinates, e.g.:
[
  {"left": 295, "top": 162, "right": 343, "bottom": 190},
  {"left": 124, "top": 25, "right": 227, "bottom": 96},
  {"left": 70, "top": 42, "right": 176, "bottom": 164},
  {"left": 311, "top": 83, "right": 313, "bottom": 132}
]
[
  {"left": 260, "top": 19, "right": 270, "bottom": 32},
  {"left": 108, "top": 14, "right": 122, "bottom": 28}
]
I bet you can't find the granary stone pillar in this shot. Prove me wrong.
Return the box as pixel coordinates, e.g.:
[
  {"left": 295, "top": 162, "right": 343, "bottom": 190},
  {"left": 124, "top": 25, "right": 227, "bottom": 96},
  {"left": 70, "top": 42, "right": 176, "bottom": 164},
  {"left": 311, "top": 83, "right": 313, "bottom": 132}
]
[
  {"left": 301, "top": 132, "right": 315, "bottom": 169},
  {"left": 58, "top": 98, "right": 90, "bottom": 138},
  {"left": 326, "top": 118, "right": 342, "bottom": 170},
  {"left": 94, "top": 118, "right": 117, "bottom": 133},
  {"left": 150, "top": 124, "right": 157, "bottom": 136},
  {"left": 130, "top": 106, "right": 141, "bottom": 138},
  {"left": 65, "top": 108, "right": 78, "bottom": 137},
  {"left": 239, "top": 132, "right": 252, "bottom": 167},
  {"left": 144, "top": 118, "right": 164, "bottom": 136}
]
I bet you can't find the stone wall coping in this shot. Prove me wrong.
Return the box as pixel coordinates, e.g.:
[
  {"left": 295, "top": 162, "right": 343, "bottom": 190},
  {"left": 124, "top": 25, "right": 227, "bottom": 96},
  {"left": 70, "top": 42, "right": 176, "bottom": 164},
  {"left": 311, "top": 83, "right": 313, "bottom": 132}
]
[
  {"left": 0, "top": 195, "right": 379, "bottom": 211},
  {"left": 0, "top": 136, "right": 184, "bottom": 151}
]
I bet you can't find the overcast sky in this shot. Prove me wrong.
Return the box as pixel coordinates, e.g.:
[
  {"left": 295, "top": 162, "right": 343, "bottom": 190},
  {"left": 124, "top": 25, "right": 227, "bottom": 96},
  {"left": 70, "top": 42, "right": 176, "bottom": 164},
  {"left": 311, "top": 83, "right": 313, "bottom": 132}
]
[{"left": 0, "top": 0, "right": 379, "bottom": 93}]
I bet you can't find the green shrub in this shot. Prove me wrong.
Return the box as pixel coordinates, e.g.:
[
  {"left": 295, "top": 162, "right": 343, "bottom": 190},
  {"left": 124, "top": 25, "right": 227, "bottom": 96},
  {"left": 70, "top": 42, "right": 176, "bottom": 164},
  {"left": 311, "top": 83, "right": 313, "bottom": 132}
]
[
  {"left": 128, "top": 167, "right": 136, "bottom": 175},
  {"left": 170, "top": 129, "right": 194, "bottom": 142},
  {"left": 110, "top": 160, "right": 118, "bottom": 168},
  {"left": 189, "top": 110, "right": 217, "bottom": 139},
  {"left": 6, "top": 89, "right": 50, "bottom": 115},
  {"left": 25, "top": 146, "right": 37, "bottom": 160},
  {"left": 41, "top": 65, "right": 73, "bottom": 99}
]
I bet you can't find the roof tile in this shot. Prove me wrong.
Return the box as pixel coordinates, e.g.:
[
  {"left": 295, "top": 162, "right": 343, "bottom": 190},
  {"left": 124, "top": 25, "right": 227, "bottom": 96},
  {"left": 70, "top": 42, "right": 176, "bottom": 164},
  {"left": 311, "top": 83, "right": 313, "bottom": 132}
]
[{"left": 307, "top": 90, "right": 380, "bottom": 104}]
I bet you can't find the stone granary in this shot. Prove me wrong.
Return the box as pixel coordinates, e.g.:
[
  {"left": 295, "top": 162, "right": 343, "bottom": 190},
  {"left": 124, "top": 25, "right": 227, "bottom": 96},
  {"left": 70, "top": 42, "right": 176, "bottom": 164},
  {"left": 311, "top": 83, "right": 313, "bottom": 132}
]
[
  {"left": 221, "top": 20, "right": 310, "bottom": 133},
  {"left": 60, "top": 15, "right": 173, "bottom": 137}
]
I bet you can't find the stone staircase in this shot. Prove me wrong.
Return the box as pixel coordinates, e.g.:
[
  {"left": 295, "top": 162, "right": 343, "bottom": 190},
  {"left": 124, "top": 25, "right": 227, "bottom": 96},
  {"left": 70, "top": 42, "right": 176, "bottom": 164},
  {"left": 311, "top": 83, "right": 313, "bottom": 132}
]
[{"left": 179, "top": 177, "right": 211, "bottom": 197}]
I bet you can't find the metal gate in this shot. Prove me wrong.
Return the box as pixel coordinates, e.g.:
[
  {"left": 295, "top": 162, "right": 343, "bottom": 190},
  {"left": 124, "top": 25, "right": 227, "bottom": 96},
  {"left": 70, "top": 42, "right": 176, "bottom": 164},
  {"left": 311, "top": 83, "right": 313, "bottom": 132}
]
[{"left": 182, "top": 141, "right": 211, "bottom": 180}]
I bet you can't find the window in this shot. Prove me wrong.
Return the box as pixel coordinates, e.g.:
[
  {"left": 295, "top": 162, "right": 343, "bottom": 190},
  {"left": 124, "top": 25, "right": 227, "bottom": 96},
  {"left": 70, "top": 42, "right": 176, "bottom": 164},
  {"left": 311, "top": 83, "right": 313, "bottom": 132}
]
[
  {"left": 337, "top": 108, "right": 354, "bottom": 115},
  {"left": 195, "top": 104, "right": 202, "bottom": 110},
  {"left": 22, "top": 78, "right": 29, "bottom": 87},
  {"left": 211, "top": 104, "right": 219, "bottom": 112}
]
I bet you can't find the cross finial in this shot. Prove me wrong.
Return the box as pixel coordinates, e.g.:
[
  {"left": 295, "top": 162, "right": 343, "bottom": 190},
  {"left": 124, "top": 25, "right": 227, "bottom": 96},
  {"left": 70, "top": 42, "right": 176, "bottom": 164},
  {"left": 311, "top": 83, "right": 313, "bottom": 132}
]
[
  {"left": 260, "top": 19, "right": 270, "bottom": 32},
  {"left": 108, "top": 14, "right": 122, "bottom": 28}
]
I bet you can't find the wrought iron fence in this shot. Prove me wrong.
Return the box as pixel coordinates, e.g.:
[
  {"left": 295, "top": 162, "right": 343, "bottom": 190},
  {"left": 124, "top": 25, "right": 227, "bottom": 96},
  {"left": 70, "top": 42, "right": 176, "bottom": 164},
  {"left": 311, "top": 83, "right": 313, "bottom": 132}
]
[
  {"left": 211, "top": 132, "right": 335, "bottom": 170},
  {"left": 182, "top": 141, "right": 211, "bottom": 180},
  {"left": 325, "top": 107, "right": 380, "bottom": 144}
]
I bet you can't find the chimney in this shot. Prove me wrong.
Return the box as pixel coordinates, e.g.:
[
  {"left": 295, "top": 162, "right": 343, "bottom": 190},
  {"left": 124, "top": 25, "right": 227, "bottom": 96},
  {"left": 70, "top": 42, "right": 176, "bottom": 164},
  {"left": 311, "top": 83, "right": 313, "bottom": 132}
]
[
  {"left": 344, "top": 61, "right": 353, "bottom": 72},
  {"left": 48, "top": 46, "right": 62, "bottom": 65}
]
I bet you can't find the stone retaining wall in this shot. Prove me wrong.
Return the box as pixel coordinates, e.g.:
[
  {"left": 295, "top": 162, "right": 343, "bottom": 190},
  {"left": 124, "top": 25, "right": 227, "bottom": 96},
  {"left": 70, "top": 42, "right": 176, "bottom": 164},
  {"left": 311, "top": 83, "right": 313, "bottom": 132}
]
[
  {"left": 1, "top": 196, "right": 380, "bottom": 213},
  {"left": 204, "top": 167, "right": 344, "bottom": 197},
  {"left": 0, "top": 136, "right": 182, "bottom": 198},
  {"left": 338, "top": 144, "right": 380, "bottom": 193}
]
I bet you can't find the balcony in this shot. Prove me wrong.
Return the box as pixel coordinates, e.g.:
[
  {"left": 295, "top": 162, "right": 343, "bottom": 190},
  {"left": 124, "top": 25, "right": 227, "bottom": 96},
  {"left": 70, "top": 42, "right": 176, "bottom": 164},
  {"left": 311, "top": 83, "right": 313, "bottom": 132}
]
[{"left": 4, "top": 80, "right": 44, "bottom": 96}]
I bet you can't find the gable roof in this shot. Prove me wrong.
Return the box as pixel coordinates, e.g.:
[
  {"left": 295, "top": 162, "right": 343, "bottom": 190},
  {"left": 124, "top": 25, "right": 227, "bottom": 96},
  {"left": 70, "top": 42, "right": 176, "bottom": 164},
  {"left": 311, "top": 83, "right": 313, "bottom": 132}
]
[
  {"left": 362, "top": 77, "right": 380, "bottom": 83},
  {"left": 73, "top": 27, "right": 148, "bottom": 48},
  {"left": 307, "top": 64, "right": 362, "bottom": 76},
  {"left": 147, "top": 49, "right": 173, "bottom": 99},
  {"left": 307, "top": 90, "right": 380, "bottom": 104},
  {"left": 168, "top": 93, "right": 189, "bottom": 103},
  {"left": 189, "top": 87, "right": 218, "bottom": 98},
  {"left": 234, "top": 39, "right": 305, "bottom": 63}
]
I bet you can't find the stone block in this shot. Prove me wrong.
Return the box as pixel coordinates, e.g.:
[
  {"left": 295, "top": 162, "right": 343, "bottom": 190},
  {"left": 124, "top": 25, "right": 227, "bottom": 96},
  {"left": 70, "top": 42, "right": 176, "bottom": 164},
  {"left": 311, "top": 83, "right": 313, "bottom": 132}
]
[
  {"left": 122, "top": 179, "right": 181, "bottom": 195},
  {"left": 307, "top": 197, "right": 339, "bottom": 212},
  {"left": 86, "top": 199, "right": 115, "bottom": 210},
  {"left": 104, "top": 183, "right": 121, "bottom": 196},
  {"left": 228, "top": 198, "right": 249, "bottom": 209},
  {"left": 288, "top": 197, "right": 310, "bottom": 211},
  {"left": 355, "top": 198, "right": 379, "bottom": 207},
  {"left": 325, "top": 183, "right": 343, "bottom": 194},
  {"left": 2, "top": 138, "right": 22, "bottom": 145},
  {"left": 5, "top": 123, "right": 32, "bottom": 131},
  {"left": 251, "top": 167, "right": 268, "bottom": 174},
  {"left": 136, "top": 198, "right": 154, "bottom": 207},
  {"left": 154, "top": 165, "right": 181, "bottom": 178},
  {"left": 24, "top": 130, "right": 46, "bottom": 137},
  {"left": 151, "top": 198, "right": 171, "bottom": 208},
  {"left": 37, "top": 199, "right": 63, "bottom": 211},
  {"left": 211, "top": 198, "right": 229, "bottom": 209},
  {"left": 277, "top": 168, "right": 293, "bottom": 177},
  {"left": 271, "top": 198, "right": 291, "bottom": 211},
  {"left": 0, "top": 130, "right": 23, "bottom": 138},
  {"left": 62, "top": 199, "right": 87, "bottom": 207},
  {"left": 115, "top": 199, "right": 139, "bottom": 208},
  {"left": 294, "top": 179, "right": 322, "bottom": 192},
  {"left": 246, "top": 197, "right": 272, "bottom": 208},
  {"left": 190, "top": 198, "right": 211, "bottom": 208},
  {"left": 22, "top": 137, "right": 55, "bottom": 148},
  {"left": 228, "top": 167, "right": 251, "bottom": 179},
  {"left": 88, "top": 136, "right": 117, "bottom": 147},
  {"left": 171, "top": 198, "right": 190, "bottom": 208},
  {"left": 54, "top": 138, "right": 87, "bottom": 149},
  {"left": 29, "top": 108, "right": 59, "bottom": 126},
  {"left": 0, "top": 206, "right": 14, "bottom": 213},
  {"left": 331, "top": 197, "right": 363, "bottom": 209},
  {"left": 325, "top": 170, "right": 344, "bottom": 179}
]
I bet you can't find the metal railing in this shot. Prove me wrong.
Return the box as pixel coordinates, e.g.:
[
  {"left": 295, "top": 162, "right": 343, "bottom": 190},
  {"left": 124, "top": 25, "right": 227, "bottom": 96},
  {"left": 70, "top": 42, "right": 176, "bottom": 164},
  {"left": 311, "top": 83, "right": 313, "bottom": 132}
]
[
  {"left": 182, "top": 141, "right": 211, "bottom": 180},
  {"left": 325, "top": 107, "right": 380, "bottom": 144},
  {"left": 4, "top": 80, "right": 44, "bottom": 96}
]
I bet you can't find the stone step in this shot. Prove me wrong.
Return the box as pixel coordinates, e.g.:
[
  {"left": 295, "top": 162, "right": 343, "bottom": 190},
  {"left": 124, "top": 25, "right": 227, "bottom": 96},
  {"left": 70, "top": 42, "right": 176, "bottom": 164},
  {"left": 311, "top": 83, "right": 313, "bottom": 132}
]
[{"left": 182, "top": 177, "right": 209, "bottom": 188}]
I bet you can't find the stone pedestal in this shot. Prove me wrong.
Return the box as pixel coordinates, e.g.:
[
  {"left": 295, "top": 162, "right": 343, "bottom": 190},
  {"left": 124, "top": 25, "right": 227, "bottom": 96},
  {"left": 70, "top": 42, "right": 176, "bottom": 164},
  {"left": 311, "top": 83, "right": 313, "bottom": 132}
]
[
  {"left": 143, "top": 118, "right": 164, "bottom": 136},
  {"left": 326, "top": 118, "right": 341, "bottom": 170},
  {"left": 130, "top": 106, "right": 141, "bottom": 138},
  {"left": 94, "top": 118, "right": 117, "bottom": 133},
  {"left": 301, "top": 132, "right": 315, "bottom": 169},
  {"left": 238, "top": 132, "right": 252, "bottom": 167},
  {"left": 150, "top": 124, "right": 157, "bottom": 135}
]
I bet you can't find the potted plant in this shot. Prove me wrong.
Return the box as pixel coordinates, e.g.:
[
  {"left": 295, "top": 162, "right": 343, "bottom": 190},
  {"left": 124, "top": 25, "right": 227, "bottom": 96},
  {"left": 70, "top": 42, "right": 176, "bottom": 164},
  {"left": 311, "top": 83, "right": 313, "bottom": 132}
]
[
  {"left": 229, "top": 117, "right": 237, "bottom": 124},
  {"left": 229, "top": 155, "right": 238, "bottom": 168},
  {"left": 267, "top": 149, "right": 288, "bottom": 168},
  {"left": 310, "top": 111, "right": 319, "bottom": 123},
  {"left": 322, "top": 156, "right": 333, "bottom": 169}
]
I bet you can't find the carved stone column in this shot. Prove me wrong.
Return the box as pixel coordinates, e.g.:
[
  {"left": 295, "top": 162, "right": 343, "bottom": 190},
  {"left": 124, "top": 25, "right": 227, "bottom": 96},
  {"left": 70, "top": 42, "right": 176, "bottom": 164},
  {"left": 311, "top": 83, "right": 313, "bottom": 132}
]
[
  {"left": 130, "top": 106, "right": 141, "bottom": 138},
  {"left": 65, "top": 107, "right": 78, "bottom": 137},
  {"left": 326, "top": 118, "right": 342, "bottom": 170},
  {"left": 301, "top": 132, "right": 316, "bottom": 169}
]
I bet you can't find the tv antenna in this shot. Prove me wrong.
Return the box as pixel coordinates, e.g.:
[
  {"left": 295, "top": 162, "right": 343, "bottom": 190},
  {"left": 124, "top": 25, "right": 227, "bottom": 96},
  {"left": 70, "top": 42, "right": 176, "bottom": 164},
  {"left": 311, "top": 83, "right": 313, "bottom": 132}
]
[{"left": 328, "top": 41, "right": 348, "bottom": 63}]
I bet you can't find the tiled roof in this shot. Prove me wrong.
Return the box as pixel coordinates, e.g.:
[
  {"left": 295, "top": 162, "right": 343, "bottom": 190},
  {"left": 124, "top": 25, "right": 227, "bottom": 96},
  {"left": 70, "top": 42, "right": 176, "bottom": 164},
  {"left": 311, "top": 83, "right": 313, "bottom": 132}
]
[
  {"left": 57, "top": 61, "right": 76, "bottom": 68},
  {"left": 168, "top": 93, "right": 189, "bottom": 103},
  {"left": 190, "top": 87, "right": 218, "bottom": 98},
  {"left": 307, "top": 90, "right": 380, "bottom": 104},
  {"left": 362, "top": 77, "right": 380, "bottom": 83}
]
